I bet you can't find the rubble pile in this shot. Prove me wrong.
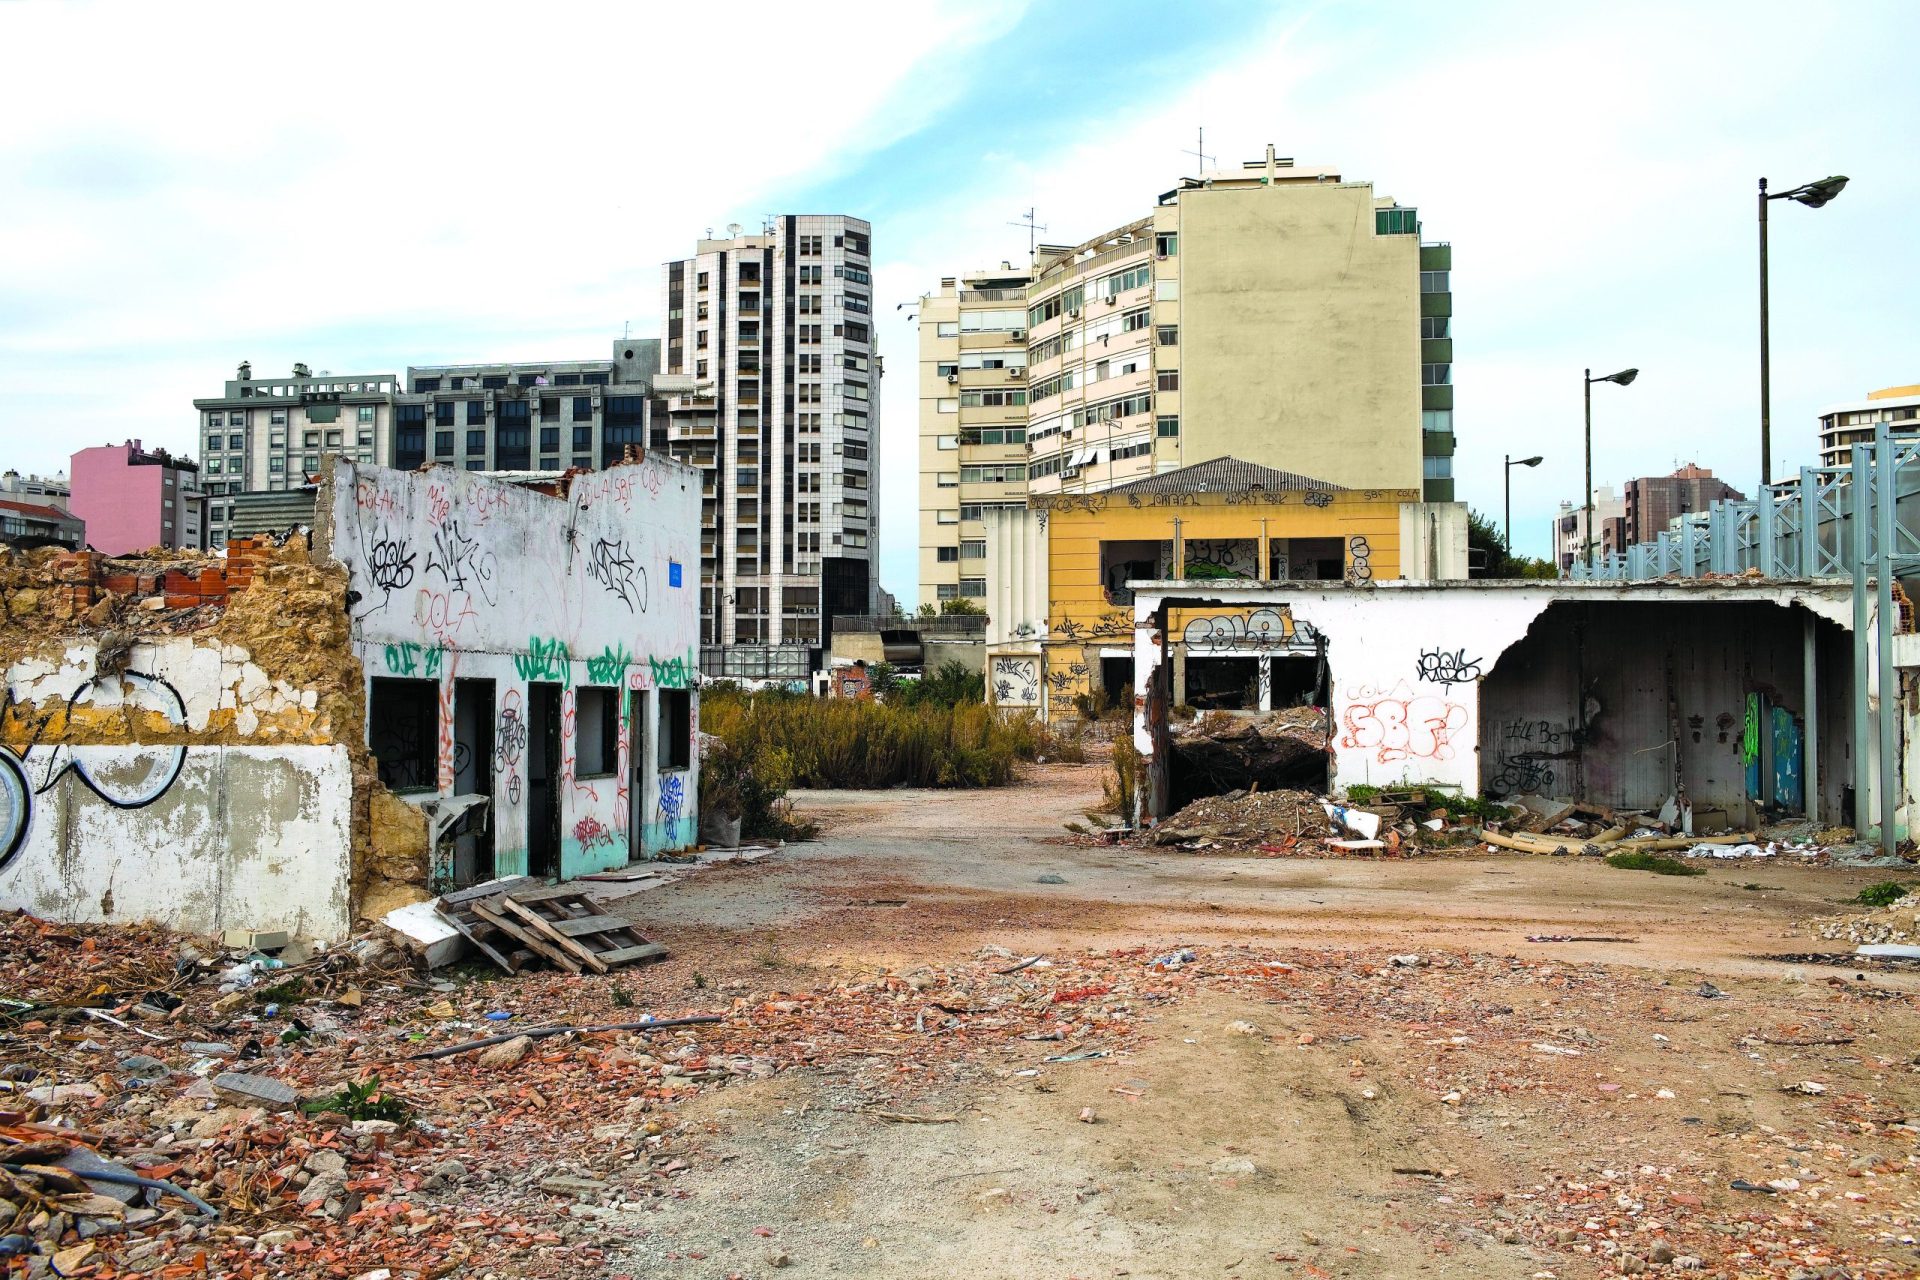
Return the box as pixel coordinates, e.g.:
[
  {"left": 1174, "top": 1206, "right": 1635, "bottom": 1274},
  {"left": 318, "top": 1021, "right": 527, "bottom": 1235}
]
[
  {"left": 1145, "top": 786, "right": 1487, "bottom": 857},
  {"left": 1807, "top": 894, "right": 1920, "bottom": 945},
  {"left": 1167, "top": 707, "right": 1330, "bottom": 806},
  {"left": 0, "top": 911, "right": 1158, "bottom": 1278}
]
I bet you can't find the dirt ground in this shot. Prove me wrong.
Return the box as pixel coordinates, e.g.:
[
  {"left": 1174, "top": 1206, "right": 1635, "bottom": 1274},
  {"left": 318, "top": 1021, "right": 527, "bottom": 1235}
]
[{"left": 591, "top": 763, "right": 1920, "bottom": 1280}]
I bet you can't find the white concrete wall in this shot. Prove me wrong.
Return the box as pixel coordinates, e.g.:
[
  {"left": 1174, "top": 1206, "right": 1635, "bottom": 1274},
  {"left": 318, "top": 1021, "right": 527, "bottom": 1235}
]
[
  {"left": 1134, "top": 581, "right": 1855, "bottom": 808},
  {"left": 1, "top": 640, "right": 352, "bottom": 938},
  {"left": 325, "top": 459, "right": 703, "bottom": 882}
]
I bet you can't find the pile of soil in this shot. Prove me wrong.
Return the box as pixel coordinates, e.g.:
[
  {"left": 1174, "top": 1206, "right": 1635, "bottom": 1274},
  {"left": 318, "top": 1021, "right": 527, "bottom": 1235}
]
[{"left": 1150, "top": 788, "right": 1332, "bottom": 846}]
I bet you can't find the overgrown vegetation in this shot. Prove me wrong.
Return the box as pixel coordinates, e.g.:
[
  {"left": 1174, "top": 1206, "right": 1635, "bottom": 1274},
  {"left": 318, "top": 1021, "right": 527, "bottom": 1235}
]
[
  {"left": 701, "top": 685, "right": 1045, "bottom": 790},
  {"left": 697, "top": 733, "right": 818, "bottom": 841},
  {"left": 1855, "top": 881, "right": 1914, "bottom": 908},
  {"left": 1469, "top": 507, "right": 1560, "bottom": 579},
  {"left": 1605, "top": 850, "right": 1706, "bottom": 877},
  {"left": 1105, "top": 734, "right": 1145, "bottom": 820}
]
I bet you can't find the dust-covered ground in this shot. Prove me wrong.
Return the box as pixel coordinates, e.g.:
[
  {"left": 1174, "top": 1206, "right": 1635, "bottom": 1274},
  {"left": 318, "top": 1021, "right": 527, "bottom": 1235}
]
[{"left": 591, "top": 763, "right": 1920, "bottom": 1280}]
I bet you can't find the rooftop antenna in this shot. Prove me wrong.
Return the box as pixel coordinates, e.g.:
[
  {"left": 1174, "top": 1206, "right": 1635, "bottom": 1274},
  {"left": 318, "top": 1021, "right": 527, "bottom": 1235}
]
[
  {"left": 1008, "top": 207, "right": 1047, "bottom": 259},
  {"left": 1184, "top": 125, "right": 1214, "bottom": 174}
]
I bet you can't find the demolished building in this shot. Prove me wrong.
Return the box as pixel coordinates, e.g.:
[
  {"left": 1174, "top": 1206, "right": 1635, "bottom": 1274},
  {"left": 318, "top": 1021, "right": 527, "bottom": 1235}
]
[{"left": 0, "top": 456, "right": 701, "bottom": 941}]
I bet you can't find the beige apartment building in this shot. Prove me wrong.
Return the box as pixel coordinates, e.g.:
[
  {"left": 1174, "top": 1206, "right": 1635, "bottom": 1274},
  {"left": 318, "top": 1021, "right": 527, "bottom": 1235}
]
[{"left": 918, "top": 148, "right": 1451, "bottom": 606}]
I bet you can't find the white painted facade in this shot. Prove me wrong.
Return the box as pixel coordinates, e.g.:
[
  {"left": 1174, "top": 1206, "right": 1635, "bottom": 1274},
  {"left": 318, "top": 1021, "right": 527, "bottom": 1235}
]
[
  {"left": 1, "top": 639, "right": 354, "bottom": 939},
  {"left": 1130, "top": 580, "right": 1857, "bottom": 817},
  {"left": 323, "top": 457, "right": 703, "bottom": 887}
]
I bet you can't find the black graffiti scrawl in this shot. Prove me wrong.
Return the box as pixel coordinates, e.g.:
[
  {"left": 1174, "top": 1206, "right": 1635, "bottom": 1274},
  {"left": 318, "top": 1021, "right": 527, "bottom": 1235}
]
[
  {"left": 585, "top": 537, "right": 648, "bottom": 613},
  {"left": 0, "top": 672, "right": 190, "bottom": 875}
]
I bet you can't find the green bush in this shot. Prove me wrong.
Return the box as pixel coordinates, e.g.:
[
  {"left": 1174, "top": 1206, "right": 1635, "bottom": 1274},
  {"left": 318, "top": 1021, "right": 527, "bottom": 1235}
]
[
  {"left": 1856, "top": 881, "right": 1913, "bottom": 908},
  {"left": 1605, "top": 850, "right": 1706, "bottom": 877},
  {"left": 702, "top": 687, "right": 1044, "bottom": 789}
]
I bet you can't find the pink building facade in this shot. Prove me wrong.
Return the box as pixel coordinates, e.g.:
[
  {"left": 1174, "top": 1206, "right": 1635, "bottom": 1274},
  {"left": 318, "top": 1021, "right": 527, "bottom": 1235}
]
[{"left": 68, "top": 441, "right": 204, "bottom": 555}]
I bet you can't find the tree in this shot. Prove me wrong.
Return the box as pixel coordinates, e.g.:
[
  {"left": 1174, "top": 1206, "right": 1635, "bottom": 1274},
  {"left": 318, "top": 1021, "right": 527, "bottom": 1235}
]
[
  {"left": 940, "top": 598, "right": 985, "bottom": 616},
  {"left": 1466, "top": 507, "right": 1557, "bottom": 579}
]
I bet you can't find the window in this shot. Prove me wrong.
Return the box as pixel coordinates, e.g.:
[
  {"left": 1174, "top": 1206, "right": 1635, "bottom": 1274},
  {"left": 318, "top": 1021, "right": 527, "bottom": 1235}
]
[
  {"left": 1156, "top": 325, "right": 1178, "bottom": 346},
  {"left": 207, "top": 434, "right": 223, "bottom": 451},
  {"left": 302, "top": 454, "right": 319, "bottom": 474},
  {"left": 1157, "top": 414, "right": 1180, "bottom": 438},
  {"left": 480, "top": 375, "right": 508, "bottom": 389},
  {"left": 937, "top": 434, "right": 958, "bottom": 450},
  {"left": 958, "top": 388, "right": 1026, "bottom": 407},
  {"left": 269, "top": 409, "right": 287, "bottom": 426},
  {"left": 325, "top": 430, "right": 342, "bottom": 446},
  {"left": 960, "top": 307, "right": 1022, "bottom": 332},
  {"left": 1422, "top": 409, "right": 1453, "bottom": 434},
  {"left": 467, "top": 430, "right": 486, "bottom": 454},
  {"left": 958, "top": 427, "right": 1025, "bottom": 445},
  {"left": 269, "top": 457, "right": 284, "bottom": 472},
  {"left": 696, "top": 300, "right": 710, "bottom": 321},
  {"left": 435, "top": 431, "right": 454, "bottom": 455},
  {"left": 206, "top": 459, "right": 222, "bottom": 474},
  {"left": 303, "top": 431, "right": 320, "bottom": 446},
  {"left": 696, "top": 330, "right": 709, "bottom": 350},
  {"left": 1155, "top": 232, "right": 1178, "bottom": 257},
  {"left": 1421, "top": 316, "right": 1450, "bottom": 339},
  {"left": 937, "top": 472, "right": 958, "bottom": 488},
  {"left": 206, "top": 413, "right": 225, "bottom": 428},
  {"left": 658, "top": 689, "right": 691, "bottom": 769},
  {"left": 538, "top": 427, "right": 559, "bottom": 451},
  {"left": 1154, "top": 279, "right": 1180, "bottom": 301},
  {"left": 357, "top": 406, "right": 375, "bottom": 424},
  {"left": 960, "top": 540, "right": 986, "bottom": 559},
  {"left": 1112, "top": 438, "right": 1152, "bottom": 462},
  {"left": 959, "top": 463, "right": 1026, "bottom": 484},
  {"left": 1099, "top": 263, "right": 1152, "bottom": 299},
  {"left": 573, "top": 426, "right": 592, "bottom": 450},
  {"left": 466, "top": 400, "right": 485, "bottom": 424},
  {"left": 936, "top": 509, "right": 958, "bottom": 525},
  {"left": 368, "top": 678, "right": 438, "bottom": 792},
  {"left": 1375, "top": 207, "right": 1419, "bottom": 235},
  {"left": 1121, "top": 307, "right": 1151, "bottom": 333},
  {"left": 1420, "top": 270, "right": 1450, "bottom": 293},
  {"left": 1423, "top": 455, "right": 1454, "bottom": 479},
  {"left": 358, "top": 431, "right": 373, "bottom": 446},
  {"left": 1421, "top": 364, "right": 1451, "bottom": 385},
  {"left": 936, "top": 546, "right": 959, "bottom": 562},
  {"left": 936, "top": 321, "right": 958, "bottom": 337},
  {"left": 958, "top": 578, "right": 986, "bottom": 598},
  {"left": 414, "top": 377, "right": 443, "bottom": 393},
  {"left": 574, "top": 687, "right": 618, "bottom": 777},
  {"left": 936, "top": 397, "right": 958, "bottom": 415},
  {"left": 1156, "top": 370, "right": 1180, "bottom": 392}
]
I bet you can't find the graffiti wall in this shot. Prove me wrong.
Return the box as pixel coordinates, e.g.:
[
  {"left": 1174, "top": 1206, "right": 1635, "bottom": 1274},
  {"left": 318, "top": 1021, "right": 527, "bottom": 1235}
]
[
  {"left": 322, "top": 459, "right": 703, "bottom": 882},
  {"left": 0, "top": 640, "right": 353, "bottom": 938},
  {"left": 989, "top": 654, "right": 1042, "bottom": 708}
]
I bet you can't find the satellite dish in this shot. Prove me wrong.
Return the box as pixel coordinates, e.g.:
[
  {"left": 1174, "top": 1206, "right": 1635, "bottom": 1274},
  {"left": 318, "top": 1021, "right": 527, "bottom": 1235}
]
[{"left": 727, "top": 222, "right": 742, "bottom": 238}]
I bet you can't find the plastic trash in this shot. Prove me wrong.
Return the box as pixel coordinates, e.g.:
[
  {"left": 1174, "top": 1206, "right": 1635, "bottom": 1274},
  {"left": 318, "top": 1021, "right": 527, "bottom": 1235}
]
[
  {"left": 485, "top": 1011, "right": 513, "bottom": 1022},
  {"left": 1148, "top": 949, "right": 1197, "bottom": 969}
]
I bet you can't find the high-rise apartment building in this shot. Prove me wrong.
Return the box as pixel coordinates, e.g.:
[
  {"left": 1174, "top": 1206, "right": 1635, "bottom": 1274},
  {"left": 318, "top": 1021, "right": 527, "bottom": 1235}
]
[
  {"left": 1621, "top": 465, "right": 1743, "bottom": 548},
  {"left": 195, "top": 363, "right": 398, "bottom": 545},
  {"left": 1816, "top": 383, "right": 1920, "bottom": 470},
  {"left": 917, "top": 148, "right": 1449, "bottom": 607},
  {"left": 392, "top": 344, "right": 663, "bottom": 474},
  {"left": 69, "top": 440, "right": 204, "bottom": 554},
  {"left": 658, "top": 217, "right": 878, "bottom": 649}
]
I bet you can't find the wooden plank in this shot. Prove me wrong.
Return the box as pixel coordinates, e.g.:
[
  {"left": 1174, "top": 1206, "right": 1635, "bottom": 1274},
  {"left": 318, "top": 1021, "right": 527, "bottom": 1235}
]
[
  {"left": 545, "top": 915, "right": 640, "bottom": 938},
  {"left": 596, "top": 943, "right": 669, "bottom": 966},
  {"left": 440, "top": 876, "right": 541, "bottom": 908},
  {"left": 472, "top": 898, "right": 581, "bottom": 974},
  {"left": 503, "top": 882, "right": 602, "bottom": 907},
  {"left": 438, "top": 907, "right": 518, "bottom": 974},
  {"left": 503, "top": 897, "right": 609, "bottom": 974}
]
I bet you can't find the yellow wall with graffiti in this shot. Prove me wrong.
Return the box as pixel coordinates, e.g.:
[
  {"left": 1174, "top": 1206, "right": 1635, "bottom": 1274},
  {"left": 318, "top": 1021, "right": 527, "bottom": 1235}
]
[{"left": 1037, "top": 489, "right": 1415, "bottom": 708}]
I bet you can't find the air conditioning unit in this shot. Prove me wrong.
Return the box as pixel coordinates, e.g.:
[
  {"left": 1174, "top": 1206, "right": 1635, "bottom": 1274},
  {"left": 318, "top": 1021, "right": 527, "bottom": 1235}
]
[
  {"left": 1006, "top": 368, "right": 1021, "bottom": 378},
  {"left": 1067, "top": 309, "right": 1080, "bottom": 319},
  {"left": 1063, "top": 467, "right": 1082, "bottom": 480},
  {"left": 1106, "top": 296, "right": 1118, "bottom": 306},
  {"left": 946, "top": 373, "right": 958, "bottom": 384},
  {"left": 1010, "top": 329, "right": 1025, "bottom": 340}
]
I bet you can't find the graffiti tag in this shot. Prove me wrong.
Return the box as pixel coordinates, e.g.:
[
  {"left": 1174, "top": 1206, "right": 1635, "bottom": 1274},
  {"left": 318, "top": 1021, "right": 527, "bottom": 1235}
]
[
  {"left": 657, "top": 772, "right": 685, "bottom": 843},
  {"left": 1340, "top": 694, "right": 1468, "bottom": 764},
  {"left": 514, "top": 636, "right": 571, "bottom": 682},
  {"left": 1414, "top": 648, "right": 1482, "bottom": 690},
  {"left": 584, "top": 538, "right": 647, "bottom": 612}
]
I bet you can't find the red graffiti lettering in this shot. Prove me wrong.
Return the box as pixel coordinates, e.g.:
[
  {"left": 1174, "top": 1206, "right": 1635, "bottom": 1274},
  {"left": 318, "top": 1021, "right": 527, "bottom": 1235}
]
[{"left": 1340, "top": 695, "right": 1469, "bottom": 764}]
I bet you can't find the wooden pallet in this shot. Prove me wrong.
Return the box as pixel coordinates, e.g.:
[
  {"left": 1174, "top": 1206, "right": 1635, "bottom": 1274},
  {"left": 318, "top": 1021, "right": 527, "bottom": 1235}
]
[
  {"left": 451, "top": 882, "right": 666, "bottom": 975},
  {"left": 436, "top": 877, "right": 541, "bottom": 974}
]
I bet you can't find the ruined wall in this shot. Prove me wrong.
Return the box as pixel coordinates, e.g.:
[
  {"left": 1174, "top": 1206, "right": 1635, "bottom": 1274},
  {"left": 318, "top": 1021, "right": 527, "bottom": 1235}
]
[
  {"left": 0, "top": 541, "right": 420, "bottom": 939},
  {"left": 1131, "top": 582, "right": 1855, "bottom": 814},
  {"left": 318, "top": 458, "right": 702, "bottom": 886}
]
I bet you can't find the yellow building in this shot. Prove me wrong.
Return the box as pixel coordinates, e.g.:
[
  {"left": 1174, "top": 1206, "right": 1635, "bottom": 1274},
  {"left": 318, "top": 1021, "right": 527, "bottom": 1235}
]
[
  {"left": 983, "top": 457, "right": 1449, "bottom": 717},
  {"left": 920, "top": 147, "right": 1453, "bottom": 611}
]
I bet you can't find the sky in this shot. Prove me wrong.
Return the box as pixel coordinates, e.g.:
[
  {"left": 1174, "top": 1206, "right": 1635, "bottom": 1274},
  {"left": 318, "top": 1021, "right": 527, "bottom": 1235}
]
[{"left": 2, "top": 0, "right": 1915, "bottom": 593}]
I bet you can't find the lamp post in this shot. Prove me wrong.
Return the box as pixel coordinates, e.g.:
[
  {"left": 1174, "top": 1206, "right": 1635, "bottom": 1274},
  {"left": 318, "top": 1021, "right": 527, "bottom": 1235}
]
[
  {"left": 1584, "top": 367, "right": 1638, "bottom": 569},
  {"left": 1503, "top": 453, "right": 1542, "bottom": 559},
  {"left": 1758, "top": 174, "right": 1847, "bottom": 486}
]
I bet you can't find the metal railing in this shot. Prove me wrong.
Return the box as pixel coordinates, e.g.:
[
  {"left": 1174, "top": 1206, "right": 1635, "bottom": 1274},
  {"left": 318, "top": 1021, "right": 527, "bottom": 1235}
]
[
  {"left": 833, "top": 613, "right": 987, "bottom": 636},
  {"left": 1576, "top": 425, "right": 1920, "bottom": 853}
]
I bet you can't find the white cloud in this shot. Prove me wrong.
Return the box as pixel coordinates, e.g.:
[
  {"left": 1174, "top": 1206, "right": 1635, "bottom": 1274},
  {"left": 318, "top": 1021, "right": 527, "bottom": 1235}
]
[
  {"left": 0, "top": 0, "right": 1026, "bottom": 461},
  {"left": 871, "top": 0, "right": 1918, "bottom": 585}
]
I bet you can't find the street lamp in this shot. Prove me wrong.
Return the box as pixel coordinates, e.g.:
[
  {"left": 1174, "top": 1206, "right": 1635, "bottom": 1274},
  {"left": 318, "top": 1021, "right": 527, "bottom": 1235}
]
[
  {"left": 1584, "top": 367, "right": 1638, "bottom": 570},
  {"left": 1504, "top": 454, "right": 1542, "bottom": 557},
  {"left": 1758, "top": 174, "right": 1848, "bottom": 486}
]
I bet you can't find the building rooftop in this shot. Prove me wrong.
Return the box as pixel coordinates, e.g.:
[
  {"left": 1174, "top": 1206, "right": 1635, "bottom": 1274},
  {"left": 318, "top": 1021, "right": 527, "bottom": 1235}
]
[{"left": 1107, "top": 455, "right": 1343, "bottom": 496}]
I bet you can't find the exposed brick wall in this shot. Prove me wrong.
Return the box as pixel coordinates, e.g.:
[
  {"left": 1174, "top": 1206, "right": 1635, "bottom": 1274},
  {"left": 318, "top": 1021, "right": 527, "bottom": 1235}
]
[{"left": 46, "top": 537, "right": 279, "bottom": 615}]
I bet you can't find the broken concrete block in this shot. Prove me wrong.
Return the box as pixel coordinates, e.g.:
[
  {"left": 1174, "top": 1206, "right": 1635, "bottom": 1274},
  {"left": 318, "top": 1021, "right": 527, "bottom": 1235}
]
[
  {"left": 223, "top": 927, "right": 290, "bottom": 952},
  {"left": 383, "top": 900, "right": 466, "bottom": 969},
  {"left": 477, "top": 1034, "right": 533, "bottom": 1069},
  {"left": 211, "top": 1072, "right": 298, "bottom": 1111}
]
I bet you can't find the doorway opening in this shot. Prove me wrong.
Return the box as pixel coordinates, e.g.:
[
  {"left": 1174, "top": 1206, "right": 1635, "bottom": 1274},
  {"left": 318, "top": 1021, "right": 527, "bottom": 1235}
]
[
  {"left": 628, "top": 688, "right": 649, "bottom": 861},
  {"left": 450, "top": 678, "right": 495, "bottom": 886},
  {"left": 527, "top": 682, "right": 563, "bottom": 879}
]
